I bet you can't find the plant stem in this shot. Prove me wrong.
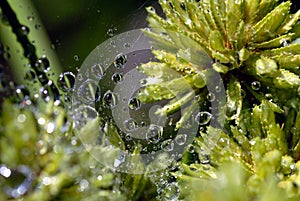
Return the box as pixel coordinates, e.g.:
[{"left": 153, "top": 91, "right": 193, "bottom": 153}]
[{"left": 0, "top": 0, "right": 62, "bottom": 100}]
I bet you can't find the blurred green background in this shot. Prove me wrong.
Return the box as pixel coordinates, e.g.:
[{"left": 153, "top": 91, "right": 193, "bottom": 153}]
[{"left": 31, "top": 0, "right": 157, "bottom": 72}]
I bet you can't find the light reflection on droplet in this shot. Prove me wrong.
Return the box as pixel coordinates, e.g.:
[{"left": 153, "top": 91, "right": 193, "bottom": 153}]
[
  {"left": 195, "top": 111, "right": 212, "bottom": 125},
  {"left": 113, "top": 53, "right": 127, "bottom": 68},
  {"left": 0, "top": 165, "right": 12, "bottom": 178}
]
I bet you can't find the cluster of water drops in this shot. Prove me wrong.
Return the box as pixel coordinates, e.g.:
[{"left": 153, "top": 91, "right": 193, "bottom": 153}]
[
  {"left": 0, "top": 165, "right": 34, "bottom": 198},
  {"left": 70, "top": 29, "right": 204, "bottom": 174}
]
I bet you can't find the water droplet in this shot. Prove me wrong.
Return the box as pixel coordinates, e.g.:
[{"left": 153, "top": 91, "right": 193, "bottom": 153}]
[
  {"left": 111, "top": 73, "right": 123, "bottom": 83},
  {"left": 79, "top": 179, "right": 89, "bottom": 192},
  {"left": 161, "top": 139, "right": 174, "bottom": 152},
  {"left": 17, "top": 114, "right": 26, "bottom": 123},
  {"left": 35, "top": 56, "right": 50, "bottom": 72},
  {"left": 180, "top": 2, "right": 186, "bottom": 10},
  {"left": 42, "top": 177, "right": 51, "bottom": 186},
  {"left": 103, "top": 90, "right": 118, "bottom": 107},
  {"left": 207, "top": 92, "right": 215, "bottom": 102},
  {"left": 199, "top": 152, "right": 210, "bottom": 164},
  {"left": 0, "top": 165, "right": 12, "bottom": 178},
  {"left": 16, "top": 85, "right": 30, "bottom": 100},
  {"left": 124, "top": 118, "right": 138, "bottom": 132},
  {"left": 74, "top": 55, "right": 79, "bottom": 61},
  {"left": 35, "top": 24, "right": 41, "bottom": 30},
  {"left": 20, "top": 25, "right": 29, "bottom": 35},
  {"left": 146, "top": 124, "right": 163, "bottom": 144},
  {"left": 175, "top": 134, "right": 187, "bottom": 145},
  {"left": 45, "top": 122, "right": 55, "bottom": 134},
  {"left": 2, "top": 165, "right": 33, "bottom": 198},
  {"left": 57, "top": 72, "right": 75, "bottom": 92},
  {"left": 280, "top": 39, "right": 289, "bottom": 47},
  {"left": 148, "top": 6, "right": 156, "bottom": 13},
  {"left": 251, "top": 81, "right": 261, "bottom": 91},
  {"left": 163, "top": 182, "right": 180, "bottom": 201},
  {"left": 186, "top": 144, "right": 195, "bottom": 153},
  {"left": 91, "top": 63, "right": 105, "bottom": 79},
  {"left": 219, "top": 137, "right": 230, "bottom": 148},
  {"left": 24, "top": 70, "right": 36, "bottom": 81},
  {"left": 128, "top": 97, "right": 141, "bottom": 110},
  {"left": 195, "top": 111, "right": 212, "bottom": 125},
  {"left": 140, "top": 79, "right": 147, "bottom": 86},
  {"left": 107, "top": 28, "right": 115, "bottom": 37},
  {"left": 124, "top": 42, "right": 131, "bottom": 48},
  {"left": 77, "top": 80, "right": 101, "bottom": 103},
  {"left": 113, "top": 53, "right": 127, "bottom": 68},
  {"left": 27, "top": 16, "right": 34, "bottom": 21}
]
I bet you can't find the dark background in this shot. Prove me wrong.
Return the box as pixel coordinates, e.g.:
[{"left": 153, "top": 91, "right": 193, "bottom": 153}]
[{"left": 31, "top": 0, "right": 158, "bottom": 72}]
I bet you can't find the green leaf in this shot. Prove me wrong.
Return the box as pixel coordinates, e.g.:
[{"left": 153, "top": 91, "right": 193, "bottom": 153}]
[
  {"left": 277, "top": 9, "right": 300, "bottom": 35},
  {"left": 250, "top": 33, "right": 295, "bottom": 49},
  {"left": 261, "top": 42, "right": 300, "bottom": 57},
  {"left": 273, "top": 69, "right": 300, "bottom": 88},
  {"left": 250, "top": 1, "right": 291, "bottom": 43},
  {"left": 226, "top": 76, "right": 242, "bottom": 120},
  {"left": 272, "top": 54, "right": 300, "bottom": 73},
  {"left": 255, "top": 57, "right": 278, "bottom": 76},
  {"left": 103, "top": 121, "right": 125, "bottom": 150},
  {"left": 209, "top": 30, "right": 226, "bottom": 52},
  {"left": 244, "top": 0, "right": 260, "bottom": 23},
  {"left": 209, "top": 0, "right": 226, "bottom": 42},
  {"left": 225, "top": 0, "right": 243, "bottom": 46}
]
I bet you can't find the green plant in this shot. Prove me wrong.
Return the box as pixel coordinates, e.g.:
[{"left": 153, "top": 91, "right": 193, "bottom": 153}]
[{"left": 1, "top": 0, "right": 300, "bottom": 201}]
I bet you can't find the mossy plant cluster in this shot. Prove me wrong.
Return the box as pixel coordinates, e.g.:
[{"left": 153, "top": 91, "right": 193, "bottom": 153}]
[{"left": 1, "top": 0, "right": 300, "bottom": 201}]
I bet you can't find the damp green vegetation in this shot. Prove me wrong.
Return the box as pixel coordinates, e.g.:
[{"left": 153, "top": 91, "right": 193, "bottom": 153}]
[{"left": 1, "top": 0, "right": 300, "bottom": 201}]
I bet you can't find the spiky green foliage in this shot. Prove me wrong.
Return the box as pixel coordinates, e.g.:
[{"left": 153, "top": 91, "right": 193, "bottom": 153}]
[{"left": 137, "top": 0, "right": 300, "bottom": 200}]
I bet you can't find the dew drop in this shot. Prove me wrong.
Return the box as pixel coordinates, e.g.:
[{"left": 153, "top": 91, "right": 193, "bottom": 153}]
[
  {"left": 107, "top": 28, "right": 115, "bottom": 37},
  {"left": 79, "top": 179, "right": 89, "bottom": 192},
  {"left": 195, "top": 111, "right": 212, "bottom": 125},
  {"left": 77, "top": 80, "right": 101, "bottom": 103},
  {"left": 175, "top": 134, "right": 187, "bottom": 145},
  {"left": 124, "top": 118, "right": 138, "bottom": 132},
  {"left": 27, "top": 16, "right": 34, "bottom": 21},
  {"left": 207, "top": 92, "right": 215, "bottom": 102},
  {"left": 57, "top": 72, "right": 75, "bottom": 92},
  {"left": 45, "top": 122, "right": 55, "bottom": 134},
  {"left": 40, "top": 84, "right": 52, "bottom": 102},
  {"left": 186, "top": 144, "right": 195, "bottom": 153},
  {"left": 74, "top": 55, "right": 79, "bottom": 61},
  {"left": 111, "top": 73, "right": 123, "bottom": 83},
  {"left": 103, "top": 90, "right": 118, "bottom": 108},
  {"left": 140, "top": 78, "right": 147, "bottom": 86},
  {"left": 0, "top": 165, "right": 12, "bottom": 178},
  {"left": 35, "top": 56, "right": 50, "bottom": 72},
  {"left": 163, "top": 182, "right": 180, "bottom": 201},
  {"left": 113, "top": 53, "right": 127, "bottom": 68},
  {"left": 161, "top": 139, "right": 174, "bottom": 152},
  {"left": 91, "top": 63, "right": 105, "bottom": 79},
  {"left": 16, "top": 85, "right": 30, "bottom": 100},
  {"left": 124, "top": 42, "right": 131, "bottom": 48},
  {"left": 146, "top": 124, "right": 163, "bottom": 144},
  {"left": 24, "top": 70, "right": 36, "bottom": 81},
  {"left": 2, "top": 165, "right": 33, "bottom": 198},
  {"left": 251, "top": 81, "right": 261, "bottom": 91},
  {"left": 128, "top": 97, "right": 141, "bottom": 110},
  {"left": 280, "top": 39, "right": 289, "bottom": 47},
  {"left": 17, "top": 114, "right": 26, "bottom": 123},
  {"left": 35, "top": 24, "right": 41, "bottom": 30},
  {"left": 20, "top": 25, "right": 29, "bottom": 35}
]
